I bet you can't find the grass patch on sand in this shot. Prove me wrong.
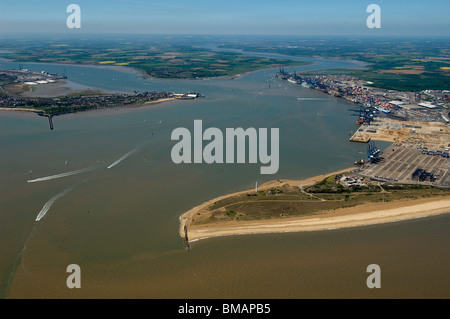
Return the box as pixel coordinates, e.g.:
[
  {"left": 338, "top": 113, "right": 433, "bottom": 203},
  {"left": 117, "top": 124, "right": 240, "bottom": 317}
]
[{"left": 190, "top": 174, "right": 450, "bottom": 225}]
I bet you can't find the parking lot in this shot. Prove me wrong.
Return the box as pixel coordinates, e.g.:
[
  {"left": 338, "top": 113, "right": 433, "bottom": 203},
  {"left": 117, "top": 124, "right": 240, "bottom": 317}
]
[{"left": 359, "top": 146, "right": 450, "bottom": 188}]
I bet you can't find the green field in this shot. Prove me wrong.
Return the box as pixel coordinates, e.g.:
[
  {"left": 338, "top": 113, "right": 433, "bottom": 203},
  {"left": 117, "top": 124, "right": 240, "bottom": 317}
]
[
  {"left": 0, "top": 36, "right": 310, "bottom": 79},
  {"left": 2, "top": 35, "right": 447, "bottom": 89},
  {"left": 217, "top": 36, "right": 450, "bottom": 91}
]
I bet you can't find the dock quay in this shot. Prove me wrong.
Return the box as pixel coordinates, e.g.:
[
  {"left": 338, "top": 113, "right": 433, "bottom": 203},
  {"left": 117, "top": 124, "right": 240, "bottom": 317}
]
[
  {"left": 350, "top": 125, "right": 371, "bottom": 143},
  {"left": 350, "top": 118, "right": 450, "bottom": 149}
]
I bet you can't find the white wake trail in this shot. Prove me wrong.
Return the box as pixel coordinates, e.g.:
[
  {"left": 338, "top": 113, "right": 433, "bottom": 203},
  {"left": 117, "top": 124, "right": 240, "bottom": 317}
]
[
  {"left": 27, "top": 166, "right": 97, "bottom": 183},
  {"left": 35, "top": 185, "right": 77, "bottom": 222},
  {"left": 107, "top": 147, "right": 139, "bottom": 169}
]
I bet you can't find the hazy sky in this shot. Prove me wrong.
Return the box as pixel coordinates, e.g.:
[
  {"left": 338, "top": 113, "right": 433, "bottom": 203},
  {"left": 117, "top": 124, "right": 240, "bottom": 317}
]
[{"left": 0, "top": 0, "right": 448, "bottom": 36}]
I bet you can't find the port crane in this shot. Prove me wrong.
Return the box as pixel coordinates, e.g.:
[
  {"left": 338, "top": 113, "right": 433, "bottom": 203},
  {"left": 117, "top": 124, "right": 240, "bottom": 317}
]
[
  {"left": 367, "top": 141, "right": 382, "bottom": 163},
  {"left": 356, "top": 106, "right": 374, "bottom": 125}
]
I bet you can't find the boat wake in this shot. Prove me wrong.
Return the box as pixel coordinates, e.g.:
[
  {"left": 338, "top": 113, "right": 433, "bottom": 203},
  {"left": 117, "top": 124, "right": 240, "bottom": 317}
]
[
  {"left": 4, "top": 180, "right": 83, "bottom": 297},
  {"left": 107, "top": 147, "right": 139, "bottom": 169},
  {"left": 35, "top": 184, "right": 79, "bottom": 222},
  {"left": 27, "top": 165, "right": 98, "bottom": 183}
]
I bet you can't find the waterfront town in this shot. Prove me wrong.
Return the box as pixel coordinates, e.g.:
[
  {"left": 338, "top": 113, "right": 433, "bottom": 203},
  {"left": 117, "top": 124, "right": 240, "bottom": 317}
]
[
  {"left": 0, "top": 69, "right": 202, "bottom": 115},
  {"left": 0, "top": 90, "right": 200, "bottom": 113}
]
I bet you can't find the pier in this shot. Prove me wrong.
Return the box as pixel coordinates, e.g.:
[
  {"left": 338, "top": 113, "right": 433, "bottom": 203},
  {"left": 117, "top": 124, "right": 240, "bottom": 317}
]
[
  {"left": 183, "top": 225, "right": 191, "bottom": 250},
  {"left": 48, "top": 115, "right": 54, "bottom": 130}
]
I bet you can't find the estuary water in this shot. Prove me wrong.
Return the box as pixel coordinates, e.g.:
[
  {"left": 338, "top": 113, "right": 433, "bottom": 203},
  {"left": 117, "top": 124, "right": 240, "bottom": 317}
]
[{"left": 0, "top": 56, "right": 448, "bottom": 298}]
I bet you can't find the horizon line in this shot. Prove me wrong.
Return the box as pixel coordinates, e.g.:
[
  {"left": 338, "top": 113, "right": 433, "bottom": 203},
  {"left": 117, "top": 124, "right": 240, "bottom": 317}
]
[{"left": 0, "top": 32, "right": 449, "bottom": 38}]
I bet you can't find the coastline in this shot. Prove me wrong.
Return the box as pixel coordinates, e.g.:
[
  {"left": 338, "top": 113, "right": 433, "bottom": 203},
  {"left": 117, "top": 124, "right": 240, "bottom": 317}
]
[
  {"left": 119, "top": 97, "right": 178, "bottom": 108},
  {"left": 180, "top": 169, "right": 450, "bottom": 242},
  {"left": 0, "top": 107, "right": 44, "bottom": 114},
  {"left": 0, "top": 97, "right": 180, "bottom": 117}
]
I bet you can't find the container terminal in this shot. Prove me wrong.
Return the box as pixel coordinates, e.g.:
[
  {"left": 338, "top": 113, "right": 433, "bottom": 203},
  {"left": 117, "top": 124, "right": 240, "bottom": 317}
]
[{"left": 276, "top": 69, "right": 449, "bottom": 188}]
